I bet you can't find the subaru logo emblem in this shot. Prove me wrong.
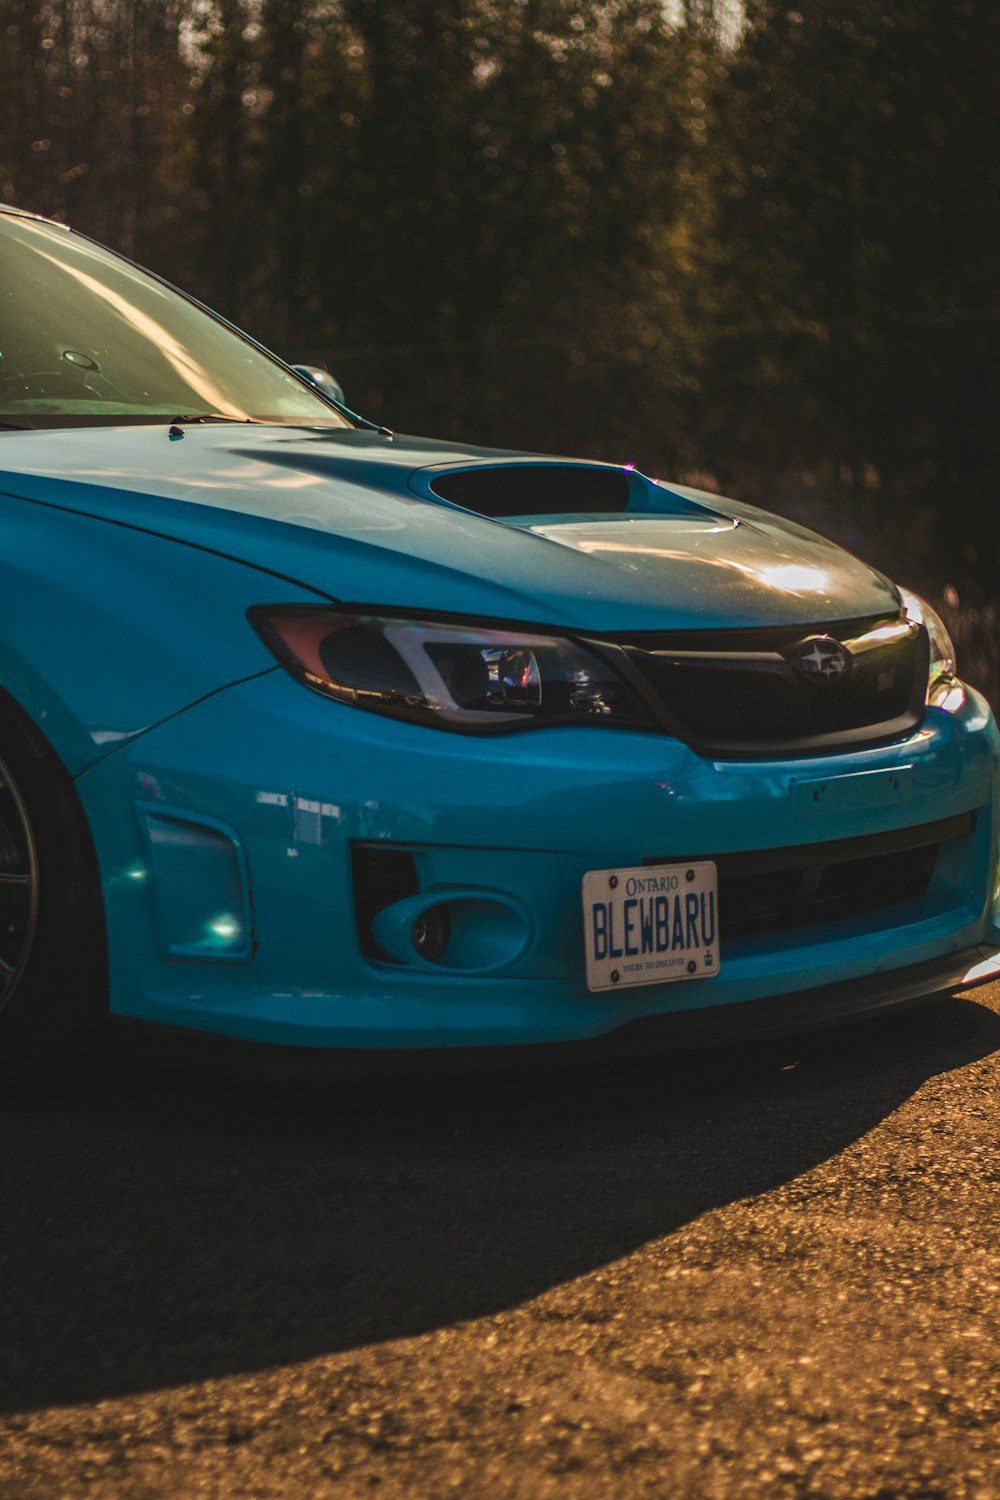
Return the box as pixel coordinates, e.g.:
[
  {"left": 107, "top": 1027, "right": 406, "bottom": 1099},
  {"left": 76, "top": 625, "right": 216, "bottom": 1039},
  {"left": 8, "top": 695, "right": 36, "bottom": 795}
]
[{"left": 786, "top": 635, "right": 852, "bottom": 683}]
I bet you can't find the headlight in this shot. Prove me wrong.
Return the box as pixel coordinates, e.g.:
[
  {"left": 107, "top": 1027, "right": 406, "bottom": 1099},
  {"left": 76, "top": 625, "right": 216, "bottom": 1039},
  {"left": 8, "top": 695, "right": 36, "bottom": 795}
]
[
  {"left": 252, "top": 608, "right": 651, "bottom": 732},
  {"left": 898, "top": 588, "right": 958, "bottom": 702}
]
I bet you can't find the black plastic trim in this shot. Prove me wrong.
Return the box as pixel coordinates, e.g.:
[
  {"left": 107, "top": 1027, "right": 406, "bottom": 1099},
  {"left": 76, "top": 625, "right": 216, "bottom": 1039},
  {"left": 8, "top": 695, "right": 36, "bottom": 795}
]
[
  {"left": 120, "top": 943, "right": 999, "bottom": 1077},
  {"left": 610, "top": 620, "right": 929, "bottom": 760},
  {"left": 645, "top": 811, "right": 974, "bottom": 877}
]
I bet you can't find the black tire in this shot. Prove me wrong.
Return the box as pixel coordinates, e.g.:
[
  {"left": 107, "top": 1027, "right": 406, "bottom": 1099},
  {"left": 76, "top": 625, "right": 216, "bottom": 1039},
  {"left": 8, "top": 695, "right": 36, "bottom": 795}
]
[{"left": 0, "top": 696, "right": 107, "bottom": 1045}]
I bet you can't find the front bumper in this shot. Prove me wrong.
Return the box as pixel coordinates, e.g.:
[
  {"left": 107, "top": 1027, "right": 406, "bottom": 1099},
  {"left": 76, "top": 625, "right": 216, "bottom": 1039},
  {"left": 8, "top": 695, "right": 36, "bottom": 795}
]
[{"left": 76, "top": 669, "right": 1000, "bottom": 1050}]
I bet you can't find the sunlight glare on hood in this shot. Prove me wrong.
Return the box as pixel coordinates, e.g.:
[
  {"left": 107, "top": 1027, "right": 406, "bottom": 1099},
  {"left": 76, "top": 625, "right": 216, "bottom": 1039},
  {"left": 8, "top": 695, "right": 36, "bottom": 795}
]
[
  {"left": 751, "top": 563, "right": 830, "bottom": 594},
  {"left": 552, "top": 541, "right": 831, "bottom": 596}
]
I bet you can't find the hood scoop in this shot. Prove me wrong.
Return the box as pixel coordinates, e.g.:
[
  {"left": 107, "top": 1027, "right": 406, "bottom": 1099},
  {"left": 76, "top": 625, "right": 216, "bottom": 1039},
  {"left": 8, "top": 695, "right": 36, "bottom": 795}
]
[{"left": 426, "top": 462, "right": 631, "bottom": 517}]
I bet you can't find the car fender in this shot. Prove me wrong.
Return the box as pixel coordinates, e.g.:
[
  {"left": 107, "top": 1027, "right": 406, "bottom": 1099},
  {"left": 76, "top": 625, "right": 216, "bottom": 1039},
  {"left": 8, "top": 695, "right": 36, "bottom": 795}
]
[{"left": 0, "top": 491, "right": 321, "bottom": 776}]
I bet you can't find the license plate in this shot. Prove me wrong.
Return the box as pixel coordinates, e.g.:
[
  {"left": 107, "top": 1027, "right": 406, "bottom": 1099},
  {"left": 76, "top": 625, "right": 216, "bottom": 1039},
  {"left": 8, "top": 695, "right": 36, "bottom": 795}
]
[{"left": 582, "top": 861, "right": 719, "bottom": 992}]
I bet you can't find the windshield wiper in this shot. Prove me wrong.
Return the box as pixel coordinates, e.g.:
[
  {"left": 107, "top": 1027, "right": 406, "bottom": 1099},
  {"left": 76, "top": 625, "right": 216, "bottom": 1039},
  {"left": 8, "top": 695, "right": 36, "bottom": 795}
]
[{"left": 0, "top": 419, "right": 36, "bottom": 431}]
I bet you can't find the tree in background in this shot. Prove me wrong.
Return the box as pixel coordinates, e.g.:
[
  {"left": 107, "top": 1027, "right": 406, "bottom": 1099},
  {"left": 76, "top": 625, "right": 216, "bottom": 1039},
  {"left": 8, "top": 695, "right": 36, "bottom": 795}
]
[
  {"left": 0, "top": 0, "right": 189, "bottom": 253},
  {"left": 704, "top": 0, "right": 1000, "bottom": 589},
  {"left": 2, "top": 0, "right": 999, "bottom": 599}
]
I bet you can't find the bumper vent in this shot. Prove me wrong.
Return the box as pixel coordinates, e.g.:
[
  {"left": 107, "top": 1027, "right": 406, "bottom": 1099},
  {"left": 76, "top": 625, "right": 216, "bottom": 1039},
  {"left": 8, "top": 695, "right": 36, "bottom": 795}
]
[
  {"left": 647, "top": 812, "right": 972, "bottom": 941},
  {"left": 351, "top": 844, "right": 419, "bottom": 961}
]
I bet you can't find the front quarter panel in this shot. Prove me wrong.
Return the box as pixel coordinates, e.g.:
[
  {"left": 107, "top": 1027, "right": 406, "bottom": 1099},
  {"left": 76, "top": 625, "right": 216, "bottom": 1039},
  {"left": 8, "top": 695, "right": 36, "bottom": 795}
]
[{"left": 0, "top": 492, "right": 319, "bottom": 774}]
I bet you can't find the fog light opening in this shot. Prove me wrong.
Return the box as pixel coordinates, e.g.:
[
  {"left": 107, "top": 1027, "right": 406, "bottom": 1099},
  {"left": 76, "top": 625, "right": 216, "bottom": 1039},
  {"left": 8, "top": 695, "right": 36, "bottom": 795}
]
[
  {"left": 372, "top": 889, "right": 532, "bottom": 972},
  {"left": 410, "top": 905, "right": 451, "bottom": 963}
]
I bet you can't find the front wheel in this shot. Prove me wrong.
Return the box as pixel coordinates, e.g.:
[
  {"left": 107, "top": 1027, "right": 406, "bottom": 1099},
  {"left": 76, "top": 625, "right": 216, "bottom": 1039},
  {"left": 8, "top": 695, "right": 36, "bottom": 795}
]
[{"left": 0, "top": 699, "right": 106, "bottom": 1044}]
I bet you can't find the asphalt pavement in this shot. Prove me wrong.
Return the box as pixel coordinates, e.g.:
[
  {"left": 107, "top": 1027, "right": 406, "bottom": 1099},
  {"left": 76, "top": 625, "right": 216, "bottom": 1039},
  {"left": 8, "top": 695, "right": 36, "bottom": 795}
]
[{"left": 0, "top": 984, "right": 998, "bottom": 1498}]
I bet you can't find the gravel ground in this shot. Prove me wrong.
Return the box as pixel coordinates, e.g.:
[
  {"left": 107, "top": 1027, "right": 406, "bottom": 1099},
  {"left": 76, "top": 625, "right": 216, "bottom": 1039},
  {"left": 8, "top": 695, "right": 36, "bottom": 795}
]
[{"left": 0, "top": 984, "right": 998, "bottom": 1499}]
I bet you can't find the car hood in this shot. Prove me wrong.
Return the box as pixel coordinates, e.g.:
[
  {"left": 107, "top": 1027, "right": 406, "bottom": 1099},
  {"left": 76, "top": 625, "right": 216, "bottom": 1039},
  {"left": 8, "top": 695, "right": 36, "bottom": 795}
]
[{"left": 0, "top": 424, "right": 899, "bottom": 632}]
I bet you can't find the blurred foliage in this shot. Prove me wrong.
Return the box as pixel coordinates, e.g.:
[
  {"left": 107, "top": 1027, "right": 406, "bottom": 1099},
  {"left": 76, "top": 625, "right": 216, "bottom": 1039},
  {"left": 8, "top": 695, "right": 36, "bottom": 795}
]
[{"left": 2, "top": 1, "right": 999, "bottom": 625}]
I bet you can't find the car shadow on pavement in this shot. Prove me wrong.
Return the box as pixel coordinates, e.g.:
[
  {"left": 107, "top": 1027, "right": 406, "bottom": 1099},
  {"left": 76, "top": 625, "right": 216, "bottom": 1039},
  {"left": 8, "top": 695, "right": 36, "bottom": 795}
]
[{"left": 1, "top": 990, "right": 998, "bottom": 1413}]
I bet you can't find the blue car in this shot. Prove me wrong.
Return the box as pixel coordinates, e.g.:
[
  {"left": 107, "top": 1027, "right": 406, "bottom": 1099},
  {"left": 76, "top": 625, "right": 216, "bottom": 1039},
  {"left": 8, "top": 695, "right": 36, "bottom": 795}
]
[{"left": 1, "top": 203, "right": 998, "bottom": 1060}]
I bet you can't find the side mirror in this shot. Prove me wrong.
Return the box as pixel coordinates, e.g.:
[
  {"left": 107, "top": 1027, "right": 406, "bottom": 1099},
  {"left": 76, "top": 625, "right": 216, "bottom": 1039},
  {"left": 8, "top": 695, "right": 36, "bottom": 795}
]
[{"left": 291, "top": 363, "right": 346, "bottom": 406}]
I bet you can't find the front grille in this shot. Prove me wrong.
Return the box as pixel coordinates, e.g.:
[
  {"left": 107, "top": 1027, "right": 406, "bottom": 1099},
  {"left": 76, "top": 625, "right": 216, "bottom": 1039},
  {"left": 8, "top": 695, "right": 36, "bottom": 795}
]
[
  {"left": 647, "top": 813, "right": 972, "bottom": 941},
  {"left": 616, "top": 618, "right": 929, "bottom": 756}
]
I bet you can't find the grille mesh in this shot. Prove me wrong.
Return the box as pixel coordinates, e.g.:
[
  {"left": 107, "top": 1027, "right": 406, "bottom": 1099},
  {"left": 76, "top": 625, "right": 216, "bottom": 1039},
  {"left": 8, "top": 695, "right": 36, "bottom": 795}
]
[
  {"left": 351, "top": 844, "right": 419, "bottom": 961},
  {"left": 624, "top": 623, "right": 928, "bottom": 754},
  {"left": 647, "top": 813, "right": 971, "bottom": 940}
]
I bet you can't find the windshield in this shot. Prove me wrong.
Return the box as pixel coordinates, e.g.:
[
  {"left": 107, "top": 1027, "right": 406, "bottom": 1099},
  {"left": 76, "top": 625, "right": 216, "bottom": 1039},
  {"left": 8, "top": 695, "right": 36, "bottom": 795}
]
[{"left": 0, "top": 213, "right": 350, "bottom": 429}]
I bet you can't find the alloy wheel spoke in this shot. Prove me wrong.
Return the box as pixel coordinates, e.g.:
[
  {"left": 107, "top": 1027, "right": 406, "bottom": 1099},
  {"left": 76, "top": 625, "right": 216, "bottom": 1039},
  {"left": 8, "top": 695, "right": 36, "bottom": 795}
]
[{"left": 0, "top": 761, "right": 38, "bottom": 994}]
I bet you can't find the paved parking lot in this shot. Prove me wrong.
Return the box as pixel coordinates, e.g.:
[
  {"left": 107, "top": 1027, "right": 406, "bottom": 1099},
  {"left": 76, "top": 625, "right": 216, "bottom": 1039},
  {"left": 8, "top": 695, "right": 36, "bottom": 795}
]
[{"left": 1, "top": 985, "right": 998, "bottom": 1498}]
